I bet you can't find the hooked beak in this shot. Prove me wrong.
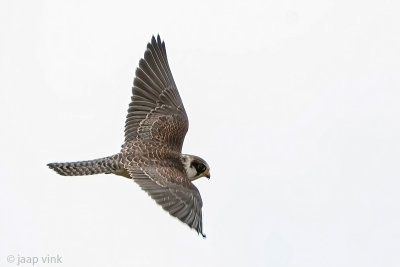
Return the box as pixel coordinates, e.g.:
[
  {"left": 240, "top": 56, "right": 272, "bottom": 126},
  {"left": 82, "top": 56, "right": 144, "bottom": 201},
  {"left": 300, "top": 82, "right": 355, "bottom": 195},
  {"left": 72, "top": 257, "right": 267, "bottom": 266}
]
[{"left": 205, "top": 170, "right": 210, "bottom": 179}]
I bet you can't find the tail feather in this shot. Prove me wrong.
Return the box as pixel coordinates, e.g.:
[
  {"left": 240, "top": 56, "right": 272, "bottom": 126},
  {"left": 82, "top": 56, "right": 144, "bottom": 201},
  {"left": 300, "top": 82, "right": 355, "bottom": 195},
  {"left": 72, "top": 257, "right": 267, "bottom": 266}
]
[{"left": 47, "top": 154, "right": 125, "bottom": 177}]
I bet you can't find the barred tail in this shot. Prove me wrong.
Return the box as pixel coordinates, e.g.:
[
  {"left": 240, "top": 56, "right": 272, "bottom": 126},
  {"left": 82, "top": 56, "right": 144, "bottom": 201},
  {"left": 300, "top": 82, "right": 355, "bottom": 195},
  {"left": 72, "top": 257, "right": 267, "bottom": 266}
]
[{"left": 47, "top": 154, "right": 126, "bottom": 177}]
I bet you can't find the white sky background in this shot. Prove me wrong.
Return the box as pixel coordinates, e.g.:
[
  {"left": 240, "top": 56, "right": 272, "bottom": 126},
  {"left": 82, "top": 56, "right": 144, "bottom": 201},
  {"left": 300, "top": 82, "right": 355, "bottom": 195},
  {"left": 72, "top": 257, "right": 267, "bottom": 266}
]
[{"left": 1, "top": 0, "right": 399, "bottom": 266}]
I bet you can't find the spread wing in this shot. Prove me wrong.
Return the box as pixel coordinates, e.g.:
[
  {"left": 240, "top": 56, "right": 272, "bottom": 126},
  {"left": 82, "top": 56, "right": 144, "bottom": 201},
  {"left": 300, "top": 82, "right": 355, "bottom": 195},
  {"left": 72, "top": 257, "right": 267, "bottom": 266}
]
[
  {"left": 123, "top": 36, "right": 204, "bottom": 237},
  {"left": 124, "top": 35, "right": 188, "bottom": 152},
  {"left": 125, "top": 157, "right": 205, "bottom": 237}
]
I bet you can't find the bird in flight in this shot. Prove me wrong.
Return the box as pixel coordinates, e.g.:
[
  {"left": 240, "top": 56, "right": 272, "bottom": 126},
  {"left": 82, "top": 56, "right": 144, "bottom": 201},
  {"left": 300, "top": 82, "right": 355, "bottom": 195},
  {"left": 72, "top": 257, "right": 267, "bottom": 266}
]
[{"left": 48, "top": 35, "right": 210, "bottom": 237}]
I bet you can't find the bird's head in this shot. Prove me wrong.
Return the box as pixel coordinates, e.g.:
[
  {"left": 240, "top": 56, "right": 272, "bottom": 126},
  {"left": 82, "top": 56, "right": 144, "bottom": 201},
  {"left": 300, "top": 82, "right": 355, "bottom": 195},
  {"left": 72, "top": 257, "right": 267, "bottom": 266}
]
[{"left": 181, "top": 154, "right": 210, "bottom": 181}]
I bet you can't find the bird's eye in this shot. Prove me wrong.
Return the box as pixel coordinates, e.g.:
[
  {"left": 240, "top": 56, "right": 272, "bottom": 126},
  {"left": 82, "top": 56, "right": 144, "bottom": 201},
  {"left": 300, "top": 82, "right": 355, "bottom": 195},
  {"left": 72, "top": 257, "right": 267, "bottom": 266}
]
[{"left": 200, "top": 165, "right": 206, "bottom": 172}]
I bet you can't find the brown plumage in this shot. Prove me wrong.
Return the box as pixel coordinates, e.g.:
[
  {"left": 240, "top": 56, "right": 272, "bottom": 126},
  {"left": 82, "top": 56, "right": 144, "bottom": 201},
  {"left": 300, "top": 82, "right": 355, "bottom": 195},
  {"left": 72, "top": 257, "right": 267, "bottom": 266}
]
[{"left": 48, "top": 35, "right": 210, "bottom": 237}]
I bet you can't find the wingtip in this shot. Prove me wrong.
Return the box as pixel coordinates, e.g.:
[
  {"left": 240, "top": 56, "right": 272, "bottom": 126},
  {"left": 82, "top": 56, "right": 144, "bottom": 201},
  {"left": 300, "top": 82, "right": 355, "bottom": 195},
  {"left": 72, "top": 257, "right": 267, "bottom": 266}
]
[
  {"left": 150, "top": 34, "right": 163, "bottom": 46},
  {"left": 198, "top": 226, "right": 206, "bottom": 238},
  {"left": 151, "top": 35, "right": 157, "bottom": 46}
]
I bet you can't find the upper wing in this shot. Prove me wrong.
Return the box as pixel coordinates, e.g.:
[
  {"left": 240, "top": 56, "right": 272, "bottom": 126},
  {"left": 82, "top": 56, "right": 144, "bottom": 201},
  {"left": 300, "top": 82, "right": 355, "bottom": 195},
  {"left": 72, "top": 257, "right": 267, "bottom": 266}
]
[
  {"left": 125, "top": 160, "right": 205, "bottom": 237},
  {"left": 124, "top": 35, "right": 188, "bottom": 152}
]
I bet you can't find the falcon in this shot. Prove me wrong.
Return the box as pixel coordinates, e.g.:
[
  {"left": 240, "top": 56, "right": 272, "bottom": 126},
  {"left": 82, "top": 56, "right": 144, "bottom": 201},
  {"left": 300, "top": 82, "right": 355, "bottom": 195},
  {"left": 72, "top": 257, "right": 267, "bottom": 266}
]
[{"left": 48, "top": 35, "right": 210, "bottom": 237}]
